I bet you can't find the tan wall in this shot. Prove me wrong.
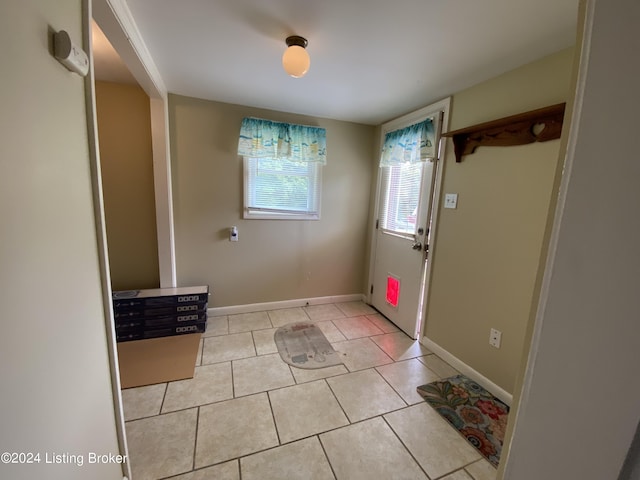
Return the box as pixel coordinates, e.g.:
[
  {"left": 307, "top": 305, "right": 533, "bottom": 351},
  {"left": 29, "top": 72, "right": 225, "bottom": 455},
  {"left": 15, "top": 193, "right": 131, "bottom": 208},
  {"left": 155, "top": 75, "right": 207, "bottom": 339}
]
[
  {"left": 95, "top": 81, "right": 159, "bottom": 290},
  {"left": 0, "top": 1, "right": 121, "bottom": 478},
  {"left": 168, "top": 95, "right": 375, "bottom": 307},
  {"left": 424, "top": 48, "right": 575, "bottom": 394},
  {"left": 504, "top": 1, "right": 640, "bottom": 477}
]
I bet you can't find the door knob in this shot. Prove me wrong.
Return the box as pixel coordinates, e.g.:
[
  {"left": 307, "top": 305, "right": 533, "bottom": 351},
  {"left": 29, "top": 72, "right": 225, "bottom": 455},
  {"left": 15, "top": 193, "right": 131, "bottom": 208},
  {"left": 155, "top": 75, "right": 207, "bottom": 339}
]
[{"left": 412, "top": 242, "right": 422, "bottom": 250}]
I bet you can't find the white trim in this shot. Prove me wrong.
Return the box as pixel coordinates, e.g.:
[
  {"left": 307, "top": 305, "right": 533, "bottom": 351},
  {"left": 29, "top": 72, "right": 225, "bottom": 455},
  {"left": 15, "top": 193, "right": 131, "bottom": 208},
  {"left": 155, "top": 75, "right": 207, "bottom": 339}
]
[
  {"left": 83, "top": 1, "right": 130, "bottom": 478},
  {"left": 421, "top": 336, "right": 513, "bottom": 406},
  {"left": 418, "top": 100, "right": 450, "bottom": 339},
  {"left": 92, "top": 0, "right": 166, "bottom": 98},
  {"left": 381, "top": 98, "right": 452, "bottom": 136},
  {"left": 150, "top": 98, "right": 177, "bottom": 287},
  {"left": 89, "top": 3, "right": 174, "bottom": 476},
  {"left": 208, "top": 294, "right": 366, "bottom": 317},
  {"left": 367, "top": 98, "right": 451, "bottom": 335}
]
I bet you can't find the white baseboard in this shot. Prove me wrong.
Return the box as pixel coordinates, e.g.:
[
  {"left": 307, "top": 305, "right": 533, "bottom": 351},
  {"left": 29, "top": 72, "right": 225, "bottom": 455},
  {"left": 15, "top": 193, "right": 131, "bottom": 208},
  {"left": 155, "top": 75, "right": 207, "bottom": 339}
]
[
  {"left": 421, "top": 336, "right": 513, "bottom": 406},
  {"left": 208, "top": 294, "right": 366, "bottom": 317}
]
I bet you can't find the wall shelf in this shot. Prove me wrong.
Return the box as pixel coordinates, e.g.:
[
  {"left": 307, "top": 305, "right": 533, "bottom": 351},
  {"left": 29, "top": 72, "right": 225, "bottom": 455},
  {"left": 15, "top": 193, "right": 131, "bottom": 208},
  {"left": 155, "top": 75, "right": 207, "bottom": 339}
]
[{"left": 442, "top": 103, "right": 566, "bottom": 162}]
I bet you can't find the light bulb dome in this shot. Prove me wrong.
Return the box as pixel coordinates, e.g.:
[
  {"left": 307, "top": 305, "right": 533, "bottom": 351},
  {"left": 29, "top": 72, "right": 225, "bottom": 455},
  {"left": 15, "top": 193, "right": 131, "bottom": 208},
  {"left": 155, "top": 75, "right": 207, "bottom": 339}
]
[{"left": 282, "top": 36, "right": 310, "bottom": 78}]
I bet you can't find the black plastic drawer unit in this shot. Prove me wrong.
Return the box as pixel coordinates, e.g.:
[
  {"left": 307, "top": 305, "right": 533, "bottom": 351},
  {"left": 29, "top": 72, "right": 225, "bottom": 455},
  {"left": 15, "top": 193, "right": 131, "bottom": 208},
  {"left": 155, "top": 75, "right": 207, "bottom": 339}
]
[{"left": 113, "top": 286, "right": 209, "bottom": 342}]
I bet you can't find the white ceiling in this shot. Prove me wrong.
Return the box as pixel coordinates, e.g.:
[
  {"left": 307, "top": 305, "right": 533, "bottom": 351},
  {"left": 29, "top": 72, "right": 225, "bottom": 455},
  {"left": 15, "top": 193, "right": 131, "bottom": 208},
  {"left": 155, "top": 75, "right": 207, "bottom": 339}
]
[{"left": 105, "top": 0, "right": 579, "bottom": 125}]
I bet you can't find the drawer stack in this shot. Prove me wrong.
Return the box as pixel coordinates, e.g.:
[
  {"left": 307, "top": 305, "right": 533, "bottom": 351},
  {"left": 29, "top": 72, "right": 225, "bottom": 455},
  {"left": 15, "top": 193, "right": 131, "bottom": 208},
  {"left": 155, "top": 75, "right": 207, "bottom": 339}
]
[{"left": 113, "top": 286, "right": 209, "bottom": 342}]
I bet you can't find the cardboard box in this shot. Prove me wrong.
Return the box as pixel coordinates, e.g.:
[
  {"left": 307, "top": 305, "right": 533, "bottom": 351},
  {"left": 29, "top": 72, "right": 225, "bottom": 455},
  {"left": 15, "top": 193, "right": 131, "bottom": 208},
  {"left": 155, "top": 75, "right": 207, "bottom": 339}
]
[{"left": 117, "top": 333, "right": 201, "bottom": 389}]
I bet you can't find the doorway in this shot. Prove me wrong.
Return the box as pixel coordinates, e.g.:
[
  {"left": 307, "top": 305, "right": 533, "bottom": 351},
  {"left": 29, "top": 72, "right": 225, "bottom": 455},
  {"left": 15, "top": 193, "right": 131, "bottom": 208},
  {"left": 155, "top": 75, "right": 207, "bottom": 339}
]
[
  {"left": 86, "top": 0, "right": 176, "bottom": 477},
  {"left": 368, "top": 99, "right": 450, "bottom": 339},
  {"left": 92, "top": 20, "right": 160, "bottom": 291}
]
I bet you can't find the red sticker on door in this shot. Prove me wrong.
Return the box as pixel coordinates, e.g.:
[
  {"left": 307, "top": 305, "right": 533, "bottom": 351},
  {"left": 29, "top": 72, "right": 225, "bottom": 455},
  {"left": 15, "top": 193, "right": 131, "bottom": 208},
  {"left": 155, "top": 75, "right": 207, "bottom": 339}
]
[{"left": 386, "top": 275, "right": 400, "bottom": 307}]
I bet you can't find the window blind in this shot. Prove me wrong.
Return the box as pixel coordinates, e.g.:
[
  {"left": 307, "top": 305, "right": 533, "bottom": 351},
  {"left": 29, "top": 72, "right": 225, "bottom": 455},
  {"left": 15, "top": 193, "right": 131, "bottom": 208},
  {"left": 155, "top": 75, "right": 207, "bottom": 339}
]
[
  {"left": 379, "top": 163, "right": 423, "bottom": 235},
  {"left": 244, "top": 157, "right": 321, "bottom": 218}
]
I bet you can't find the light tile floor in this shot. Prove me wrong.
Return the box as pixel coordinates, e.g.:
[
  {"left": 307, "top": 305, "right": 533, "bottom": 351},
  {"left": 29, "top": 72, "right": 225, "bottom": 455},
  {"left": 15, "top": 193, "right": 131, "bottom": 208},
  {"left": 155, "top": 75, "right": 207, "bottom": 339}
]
[{"left": 122, "top": 301, "right": 497, "bottom": 480}]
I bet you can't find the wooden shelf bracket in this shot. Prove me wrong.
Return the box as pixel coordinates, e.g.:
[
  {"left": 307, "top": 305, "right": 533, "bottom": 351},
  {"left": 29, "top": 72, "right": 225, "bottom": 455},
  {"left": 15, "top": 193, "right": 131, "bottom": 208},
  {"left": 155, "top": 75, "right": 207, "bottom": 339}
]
[{"left": 442, "top": 103, "right": 566, "bottom": 162}]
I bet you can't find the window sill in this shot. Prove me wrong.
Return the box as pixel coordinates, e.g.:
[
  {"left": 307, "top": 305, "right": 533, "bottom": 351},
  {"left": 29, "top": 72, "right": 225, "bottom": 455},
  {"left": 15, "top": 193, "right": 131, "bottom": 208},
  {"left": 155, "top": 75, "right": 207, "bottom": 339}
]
[{"left": 244, "top": 210, "right": 320, "bottom": 221}]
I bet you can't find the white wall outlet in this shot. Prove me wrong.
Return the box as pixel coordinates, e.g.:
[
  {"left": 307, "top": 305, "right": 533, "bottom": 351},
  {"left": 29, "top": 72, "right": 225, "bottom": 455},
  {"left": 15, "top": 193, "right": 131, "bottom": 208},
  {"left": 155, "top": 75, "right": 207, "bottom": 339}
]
[
  {"left": 489, "top": 328, "right": 502, "bottom": 348},
  {"left": 444, "top": 193, "right": 458, "bottom": 209}
]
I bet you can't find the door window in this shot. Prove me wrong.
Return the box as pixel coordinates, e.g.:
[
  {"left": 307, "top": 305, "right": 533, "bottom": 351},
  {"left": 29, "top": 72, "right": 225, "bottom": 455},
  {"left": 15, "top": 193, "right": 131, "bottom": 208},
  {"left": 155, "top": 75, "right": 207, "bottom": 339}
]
[{"left": 378, "top": 162, "right": 423, "bottom": 236}]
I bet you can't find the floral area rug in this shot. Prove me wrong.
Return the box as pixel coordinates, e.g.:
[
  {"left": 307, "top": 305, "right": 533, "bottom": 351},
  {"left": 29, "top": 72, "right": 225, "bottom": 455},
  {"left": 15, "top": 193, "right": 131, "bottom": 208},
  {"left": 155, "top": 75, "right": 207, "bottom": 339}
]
[{"left": 416, "top": 375, "right": 509, "bottom": 467}]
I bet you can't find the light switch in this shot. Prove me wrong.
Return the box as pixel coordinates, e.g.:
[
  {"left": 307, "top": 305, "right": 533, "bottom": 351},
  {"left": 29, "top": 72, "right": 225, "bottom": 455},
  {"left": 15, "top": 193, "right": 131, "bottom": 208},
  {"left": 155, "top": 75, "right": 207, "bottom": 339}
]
[{"left": 444, "top": 193, "right": 458, "bottom": 209}]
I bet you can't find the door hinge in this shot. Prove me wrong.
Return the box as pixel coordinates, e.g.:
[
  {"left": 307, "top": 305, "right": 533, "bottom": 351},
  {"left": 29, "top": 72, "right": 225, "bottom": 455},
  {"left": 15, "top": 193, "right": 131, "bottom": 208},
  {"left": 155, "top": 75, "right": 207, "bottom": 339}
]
[
  {"left": 375, "top": 219, "right": 379, "bottom": 230},
  {"left": 370, "top": 284, "right": 374, "bottom": 294}
]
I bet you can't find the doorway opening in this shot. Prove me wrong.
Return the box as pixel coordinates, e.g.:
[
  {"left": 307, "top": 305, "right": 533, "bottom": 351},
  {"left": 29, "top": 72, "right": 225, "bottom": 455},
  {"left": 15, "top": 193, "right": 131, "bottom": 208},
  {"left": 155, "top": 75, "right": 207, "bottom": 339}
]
[
  {"left": 368, "top": 98, "right": 450, "bottom": 340},
  {"left": 86, "top": 1, "right": 176, "bottom": 476}
]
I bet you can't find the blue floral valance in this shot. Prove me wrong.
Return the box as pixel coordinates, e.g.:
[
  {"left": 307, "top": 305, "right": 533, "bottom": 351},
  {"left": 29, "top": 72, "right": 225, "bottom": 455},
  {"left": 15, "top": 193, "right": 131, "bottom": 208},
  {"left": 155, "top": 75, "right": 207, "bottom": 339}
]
[
  {"left": 380, "top": 118, "right": 436, "bottom": 166},
  {"left": 237, "top": 117, "right": 327, "bottom": 164}
]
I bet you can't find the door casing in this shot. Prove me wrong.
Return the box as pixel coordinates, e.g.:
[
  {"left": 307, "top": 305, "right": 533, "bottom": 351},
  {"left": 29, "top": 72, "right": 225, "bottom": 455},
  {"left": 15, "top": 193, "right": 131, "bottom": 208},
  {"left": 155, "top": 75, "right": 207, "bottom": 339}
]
[{"left": 367, "top": 97, "right": 451, "bottom": 341}]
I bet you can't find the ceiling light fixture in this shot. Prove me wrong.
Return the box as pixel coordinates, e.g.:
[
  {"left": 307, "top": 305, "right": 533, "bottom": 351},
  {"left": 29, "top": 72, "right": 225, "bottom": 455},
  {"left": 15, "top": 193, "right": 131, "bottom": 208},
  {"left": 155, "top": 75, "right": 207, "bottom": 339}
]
[{"left": 282, "top": 35, "right": 310, "bottom": 78}]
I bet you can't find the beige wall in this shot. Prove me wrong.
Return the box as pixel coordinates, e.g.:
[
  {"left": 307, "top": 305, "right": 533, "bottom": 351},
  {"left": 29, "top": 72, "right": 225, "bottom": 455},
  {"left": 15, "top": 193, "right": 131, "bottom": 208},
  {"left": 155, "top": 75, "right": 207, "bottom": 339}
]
[
  {"left": 96, "top": 81, "right": 160, "bottom": 291},
  {"left": 505, "top": 1, "right": 640, "bottom": 477},
  {"left": 168, "top": 95, "right": 375, "bottom": 307},
  {"left": 424, "top": 48, "right": 575, "bottom": 394},
  {"left": 0, "top": 1, "right": 121, "bottom": 478}
]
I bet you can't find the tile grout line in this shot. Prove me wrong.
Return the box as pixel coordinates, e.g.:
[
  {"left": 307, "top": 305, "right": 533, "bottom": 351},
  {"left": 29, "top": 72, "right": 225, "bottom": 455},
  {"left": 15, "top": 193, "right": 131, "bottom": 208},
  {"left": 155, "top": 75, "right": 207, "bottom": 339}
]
[
  {"left": 459, "top": 457, "right": 494, "bottom": 480},
  {"left": 231, "top": 408, "right": 419, "bottom": 455},
  {"left": 125, "top": 303, "right": 469, "bottom": 480},
  {"left": 250, "top": 329, "right": 258, "bottom": 358},
  {"left": 159, "top": 381, "right": 169, "bottom": 415},
  {"left": 330, "top": 317, "right": 350, "bottom": 339},
  {"left": 332, "top": 335, "right": 395, "bottom": 372},
  {"left": 202, "top": 315, "right": 229, "bottom": 339},
  {"left": 191, "top": 406, "right": 200, "bottom": 472},
  {"left": 323, "top": 377, "right": 353, "bottom": 425},
  {"left": 230, "top": 359, "right": 236, "bottom": 398},
  {"left": 287, "top": 362, "right": 298, "bottom": 385},
  {"left": 208, "top": 410, "right": 432, "bottom": 480},
  {"left": 333, "top": 315, "right": 386, "bottom": 339},
  {"left": 218, "top": 412, "right": 416, "bottom": 468},
  {"left": 156, "top": 459, "right": 240, "bottom": 480},
  {"left": 381, "top": 414, "right": 433, "bottom": 480},
  {"left": 130, "top": 360, "right": 425, "bottom": 421},
  {"left": 265, "top": 390, "right": 282, "bottom": 446},
  {"left": 416, "top": 354, "right": 449, "bottom": 380},
  {"left": 367, "top": 335, "right": 397, "bottom": 364},
  {"left": 431, "top": 463, "right": 474, "bottom": 480},
  {"left": 201, "top": 332, "right": 258, "bottom": 366},
  {"left": 374, "top": 364, "right": 411, "bottom": 408},
  {"left": 129, "top": 318, "right": 436, "bottom": 416},
  {"left": 316, "top": 434, "right": 339, "bottom": 480}
]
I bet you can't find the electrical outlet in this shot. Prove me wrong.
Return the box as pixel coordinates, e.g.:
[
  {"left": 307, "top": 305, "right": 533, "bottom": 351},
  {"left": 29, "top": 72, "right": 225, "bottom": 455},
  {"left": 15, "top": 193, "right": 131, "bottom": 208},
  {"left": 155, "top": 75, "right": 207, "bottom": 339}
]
[{"left": 489, "top": 328, "right": 502, "bottom": 348}]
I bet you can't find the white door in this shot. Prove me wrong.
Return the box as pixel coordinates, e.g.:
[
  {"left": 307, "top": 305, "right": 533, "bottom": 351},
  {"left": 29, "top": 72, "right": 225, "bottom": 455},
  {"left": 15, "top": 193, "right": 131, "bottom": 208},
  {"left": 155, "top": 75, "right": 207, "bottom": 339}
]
[{"left": 369, "top": 101, "right": 448, "bottom": 338}]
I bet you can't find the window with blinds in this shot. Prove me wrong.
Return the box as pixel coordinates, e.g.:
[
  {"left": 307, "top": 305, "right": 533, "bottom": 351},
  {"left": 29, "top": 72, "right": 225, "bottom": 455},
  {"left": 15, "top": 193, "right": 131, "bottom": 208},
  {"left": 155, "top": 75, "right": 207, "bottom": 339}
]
[
  {"left": 379, "top": 162, "right": 423, "bottom": 235},
  {"left": 244, "top": 157, "right": 321, "bottom": 220}
]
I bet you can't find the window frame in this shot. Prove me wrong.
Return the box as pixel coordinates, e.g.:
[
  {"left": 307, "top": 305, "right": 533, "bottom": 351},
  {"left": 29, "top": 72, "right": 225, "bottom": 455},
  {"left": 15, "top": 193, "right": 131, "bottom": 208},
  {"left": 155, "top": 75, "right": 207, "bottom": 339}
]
[{"left": 242, "top": 156, "right": 322, "bottom": 220}]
